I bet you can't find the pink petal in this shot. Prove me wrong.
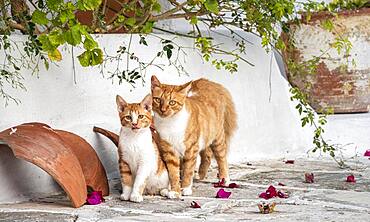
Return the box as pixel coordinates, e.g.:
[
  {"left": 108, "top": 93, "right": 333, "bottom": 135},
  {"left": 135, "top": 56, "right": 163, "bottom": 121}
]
[
  {"left": 277, "top": 190, "right": 289, "bottom": 198},
  {"left": 305, "top": 172, "right": 314, "bottom": 183},
  {"left": 213, "top": 178, "right": 226, "bottom": 188},
  {"left": 259, "top": 186, "right": 277, "bottom": 199},
  {"left": 259, "top": 192, "right": 270, "bottom": 200},
  {"left": 86, "top": 191, "right": 104, "bottom": 205},
  {"left": 364, "top": 150, "right": 370, "bottom": 157},
  {"left": 278, "top": 182, "right": 285, "bottom": 186},
  {"left": 259, "top": 185, "right": 288, "bottom": 199},
  {"left": 216, "top": 188, "right": 232, "bottom": 198},
  {"left": 228, "top": 183, "right": 240, "bottom": 188},
  {"left": 191, "top": 201, "right": 201, "bottom": 208},
  {"left": 346, "top": 174, "right": 356, "bottom": 183},
  {"left": 213, "top": 179, "right": 239, "bottom": 188},
  {"left": 285, "top": 160, "right": 295, "bottom": 164},
  {"left": 266, "top": 185, "right": 277, "bottom": 197}
]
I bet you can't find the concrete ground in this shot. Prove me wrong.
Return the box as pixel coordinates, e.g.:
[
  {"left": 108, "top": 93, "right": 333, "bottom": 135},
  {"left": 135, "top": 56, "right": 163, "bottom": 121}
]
[{"left": 0, "top": 158, "right": 369, "bottom": 222}]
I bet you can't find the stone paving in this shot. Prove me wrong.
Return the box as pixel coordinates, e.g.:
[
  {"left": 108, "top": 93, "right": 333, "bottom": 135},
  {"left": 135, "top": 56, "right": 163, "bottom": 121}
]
[{"left": 0, "top": 158, "right": 369, "bottom": 222}]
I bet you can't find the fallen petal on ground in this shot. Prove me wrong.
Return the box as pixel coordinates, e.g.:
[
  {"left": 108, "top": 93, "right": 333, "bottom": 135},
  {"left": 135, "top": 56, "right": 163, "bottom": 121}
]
[
  {"left": 216, "top": 188, "right": 232, "bottom": 198},
  {"left": 305, "top": 172, "right": 315, "bottom": 183},
  {"left": 190, "top": 201, "right": 201, "bottom": 208},
  {"left": 86, "top": 191, "right": 104, "bottom": 205},
  {"left": 346, "top": 174, "right": 356, "bottom": 183}
]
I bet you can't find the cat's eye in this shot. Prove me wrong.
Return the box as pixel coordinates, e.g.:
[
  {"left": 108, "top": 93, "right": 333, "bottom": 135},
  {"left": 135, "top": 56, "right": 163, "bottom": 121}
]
[
  {"left": 138, "top": 114, "right": 144, "bottom": 119},
  {"left": 169, "top": 100, "right": 176, "bottom": 106},
  {"left": 124, "top": 116, "right": 132, "bottom": 121},
  {"left": 153, "top": 97, "right": 161, "bottom": 103}
]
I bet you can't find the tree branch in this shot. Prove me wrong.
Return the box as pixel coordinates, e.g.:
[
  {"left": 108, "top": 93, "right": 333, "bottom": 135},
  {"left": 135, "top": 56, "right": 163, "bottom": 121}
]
[
  {"left": 151, "top": 1, "right": 188, "bottom": 21},
  {"left": 8, "top": 20, "right": 27, "bottom": 32}
]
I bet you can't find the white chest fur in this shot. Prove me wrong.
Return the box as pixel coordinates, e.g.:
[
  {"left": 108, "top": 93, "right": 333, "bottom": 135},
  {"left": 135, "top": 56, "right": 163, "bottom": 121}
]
[
  {"left": 154, "top": 106, "right": 189, "bottom": 157},
  {"left": 118, "top": 127, "right": 156, "bottom": 174}
]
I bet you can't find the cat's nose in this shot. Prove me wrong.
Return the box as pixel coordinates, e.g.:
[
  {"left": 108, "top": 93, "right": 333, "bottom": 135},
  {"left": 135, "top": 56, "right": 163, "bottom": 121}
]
[
  {"left": 132, "top": 123, "right": 138, "bottom": 127},
  {"left": 160, "top": 107, "right": 167, "bottom": 113}
]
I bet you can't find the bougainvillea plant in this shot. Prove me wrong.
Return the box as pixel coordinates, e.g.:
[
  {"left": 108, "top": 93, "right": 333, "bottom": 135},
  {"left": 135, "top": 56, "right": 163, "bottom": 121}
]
[{"left": 1, "top": 0, "right": 368, "bottom": 163}]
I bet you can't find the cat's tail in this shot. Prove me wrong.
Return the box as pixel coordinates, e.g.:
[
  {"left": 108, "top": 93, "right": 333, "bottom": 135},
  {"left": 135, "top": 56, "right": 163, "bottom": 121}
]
[
  {"left": 224, "top": 94, "right": 237, "bottom": 150},
  {"left": 93, "top": 126, "right": 119, "bottom": 147}
]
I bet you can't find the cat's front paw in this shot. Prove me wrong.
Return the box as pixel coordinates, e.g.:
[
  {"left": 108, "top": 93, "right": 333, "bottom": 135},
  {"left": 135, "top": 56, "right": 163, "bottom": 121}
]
[
  {"left": 120, "top": 186, "right": 132, "bottom": 201},
  {"left": 130, "top": 192, "right": 144, "bottom": 203},
  {"left": 181, "top": 186, "right": 192, "bottom": 196},
  {"left": 160, "top": 189, "right": 169, "bottom": 197},
  {"left": 166, "top": 191, "right": 181, "bottom": 199}
]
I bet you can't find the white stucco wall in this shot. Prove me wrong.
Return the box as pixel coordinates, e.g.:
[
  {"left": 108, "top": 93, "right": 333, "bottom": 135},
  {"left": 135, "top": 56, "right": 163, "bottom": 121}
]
[{"left": 0, "top": 32, "right": 368, "bottom": 204}]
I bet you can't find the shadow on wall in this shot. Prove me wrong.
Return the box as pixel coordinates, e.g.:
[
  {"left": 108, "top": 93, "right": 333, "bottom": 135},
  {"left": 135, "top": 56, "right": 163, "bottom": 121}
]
[
  {"left": 93, "top": 134, "right": 120, "bottom": 180},
  {"left": 0, "top": 145, "right": 62, "bottom": 203}
]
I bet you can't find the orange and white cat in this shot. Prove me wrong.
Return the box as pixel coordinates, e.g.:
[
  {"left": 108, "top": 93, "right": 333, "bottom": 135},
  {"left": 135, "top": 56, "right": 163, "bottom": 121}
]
[
  {"left": 116, "top": 94, "right": 169, "bottom": 202},
  {"left": 151, "top": 75, "right": 237, "bottom": 198}
]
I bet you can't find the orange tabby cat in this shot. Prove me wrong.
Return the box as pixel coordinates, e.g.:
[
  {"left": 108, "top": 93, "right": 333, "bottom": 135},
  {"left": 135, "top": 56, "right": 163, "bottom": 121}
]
[
  {"left": 151, "top": 75, "right": 237, "bottom": 198},
  {"left": 116, "top": 94, "right": 169, "bottom": 202}
]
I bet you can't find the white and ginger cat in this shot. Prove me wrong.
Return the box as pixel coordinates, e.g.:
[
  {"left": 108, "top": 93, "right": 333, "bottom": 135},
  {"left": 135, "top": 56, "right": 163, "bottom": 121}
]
[
  {"left": 151, "top": 75, "right": 237, "bottom": 198},
  {"left": 116, "top": 94, "right": 169, "bottom": 202}
]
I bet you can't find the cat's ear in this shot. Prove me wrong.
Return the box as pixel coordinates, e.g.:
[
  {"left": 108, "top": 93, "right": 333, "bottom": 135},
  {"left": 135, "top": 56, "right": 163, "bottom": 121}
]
[
  {"left": 151, "top": 75, "right": 161, "bottom": 91},
  {"left": 141, "top": 94, "right": 152, "bottom": 111},
  {"left": 179, "top": 81, "right": 192, "bottom": 95},
  {"left": 116, "top": 95, "right": 127, "bottom": 113}
]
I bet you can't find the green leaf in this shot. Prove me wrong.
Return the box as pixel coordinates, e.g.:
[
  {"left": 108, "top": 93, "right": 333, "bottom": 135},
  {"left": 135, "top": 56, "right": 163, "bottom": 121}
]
[
  {"left": 44, "top": 59, "right": 50, "bottom": 70},
  {"left": 166, "top": 49, "right": 172, "bottom": 59},
  {"left": 64, "top": 25, "right": 82, "bottom": 46},
  {"left": 141, "top": 21, "right": 153, "bottom": 33},
  {"left": 77, "top": 0, "right": 102, "bottom": 11},
  {"left": 48, "top": 48, "right": 62, "bottom": 61},
  {"left": 190, "top": 16, "right": 198, "bottom": 25},
  {"left": 116, "top": 15, "right": 126, "bottom": 23},
  {"left": 32, "top": 10, "right": 48, "bottom": 25},
  {"left": 38, "top": 34, "right": 55, "bottom": 51},
  {"left": 125, "top": 17, "right": 136, "bottom": 27},
  {"left": 83, "top": 35, "right": 98, "bottom": 50},
  {"left": 78, "top": 51, "right": 91, "bottom": 67},
  {"left": 59, "top": 8, "right": 75, "bottom": 23},
  {"left": 139, "top": 36, "right": 148, "bottom": 46},
  {"left": 46, "top": 0, "right": 62, "bottom": 11},
  {"left": 204, "top": 0, "right": 219, "bottom": 14},
  {"left": 153, "top": 2, "right": 161, "bottom": 13},
  {"left": 91, "top": 48, "right": 103, "bottom": 66},
  {"left": 48, "top": 30, "right": 65, "bottom": 46},
  {"left": 321, "top": 19, "right": 334, "bottom": 31},
  {"left": 77, "top": 49, "right": 103, "bottom": 67}
]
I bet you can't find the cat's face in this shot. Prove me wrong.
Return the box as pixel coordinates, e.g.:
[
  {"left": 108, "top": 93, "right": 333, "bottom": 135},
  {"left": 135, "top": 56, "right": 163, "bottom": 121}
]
[
  {"left": 116, "top": 94, "right": 152, "bottom": 132},
  {"left": 151, "top": 75, "right": 192, "bottom": 118}
]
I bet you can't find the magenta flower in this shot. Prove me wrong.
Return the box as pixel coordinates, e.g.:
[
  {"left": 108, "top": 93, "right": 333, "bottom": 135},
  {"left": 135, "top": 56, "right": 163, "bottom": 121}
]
[
  {"left": 364, "top": 150, "right": 370, "bottom": 157},
  {"left": 216, "top": 188, "right": 232, "bottom": 198},
  {"left": 259, "top": 185, "right": 288, "bottom": 200},
  {"left": 86, "top": 191, "right": 104, "bottom": 205},
  {"left": 266, "top": 185, "right": 277, "bottom": 197},
  {"left": 258, "top": 192, "right": 269, "bottom": 199},
  {"left": 277, "top": 190, "right": 289, "bottom": 198},
  {"left": 228, "top": 183, "right": 240, "bottom": 188},
  {"left": 259, "top": 185, "right": 277, "bottom": 199},
  {"left": 305, "top": 172, "right": 314, "bottom": 183},
  {"left": 213, "top": 178, "right": 226, "bottom": 188},
  {"left": 190, "top": 201, "right": 201, "bottom": 208},
  {"left": 346, "top": 174, "right": 356, "bottom": 183},
  {"left": 213, "top": 178, "right": 240, "bottom": 188}
]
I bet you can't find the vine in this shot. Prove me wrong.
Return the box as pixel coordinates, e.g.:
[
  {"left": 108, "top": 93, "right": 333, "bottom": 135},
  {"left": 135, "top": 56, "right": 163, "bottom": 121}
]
[{"left": 0, "top": 0, "right": 369, "bottom": 164}]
